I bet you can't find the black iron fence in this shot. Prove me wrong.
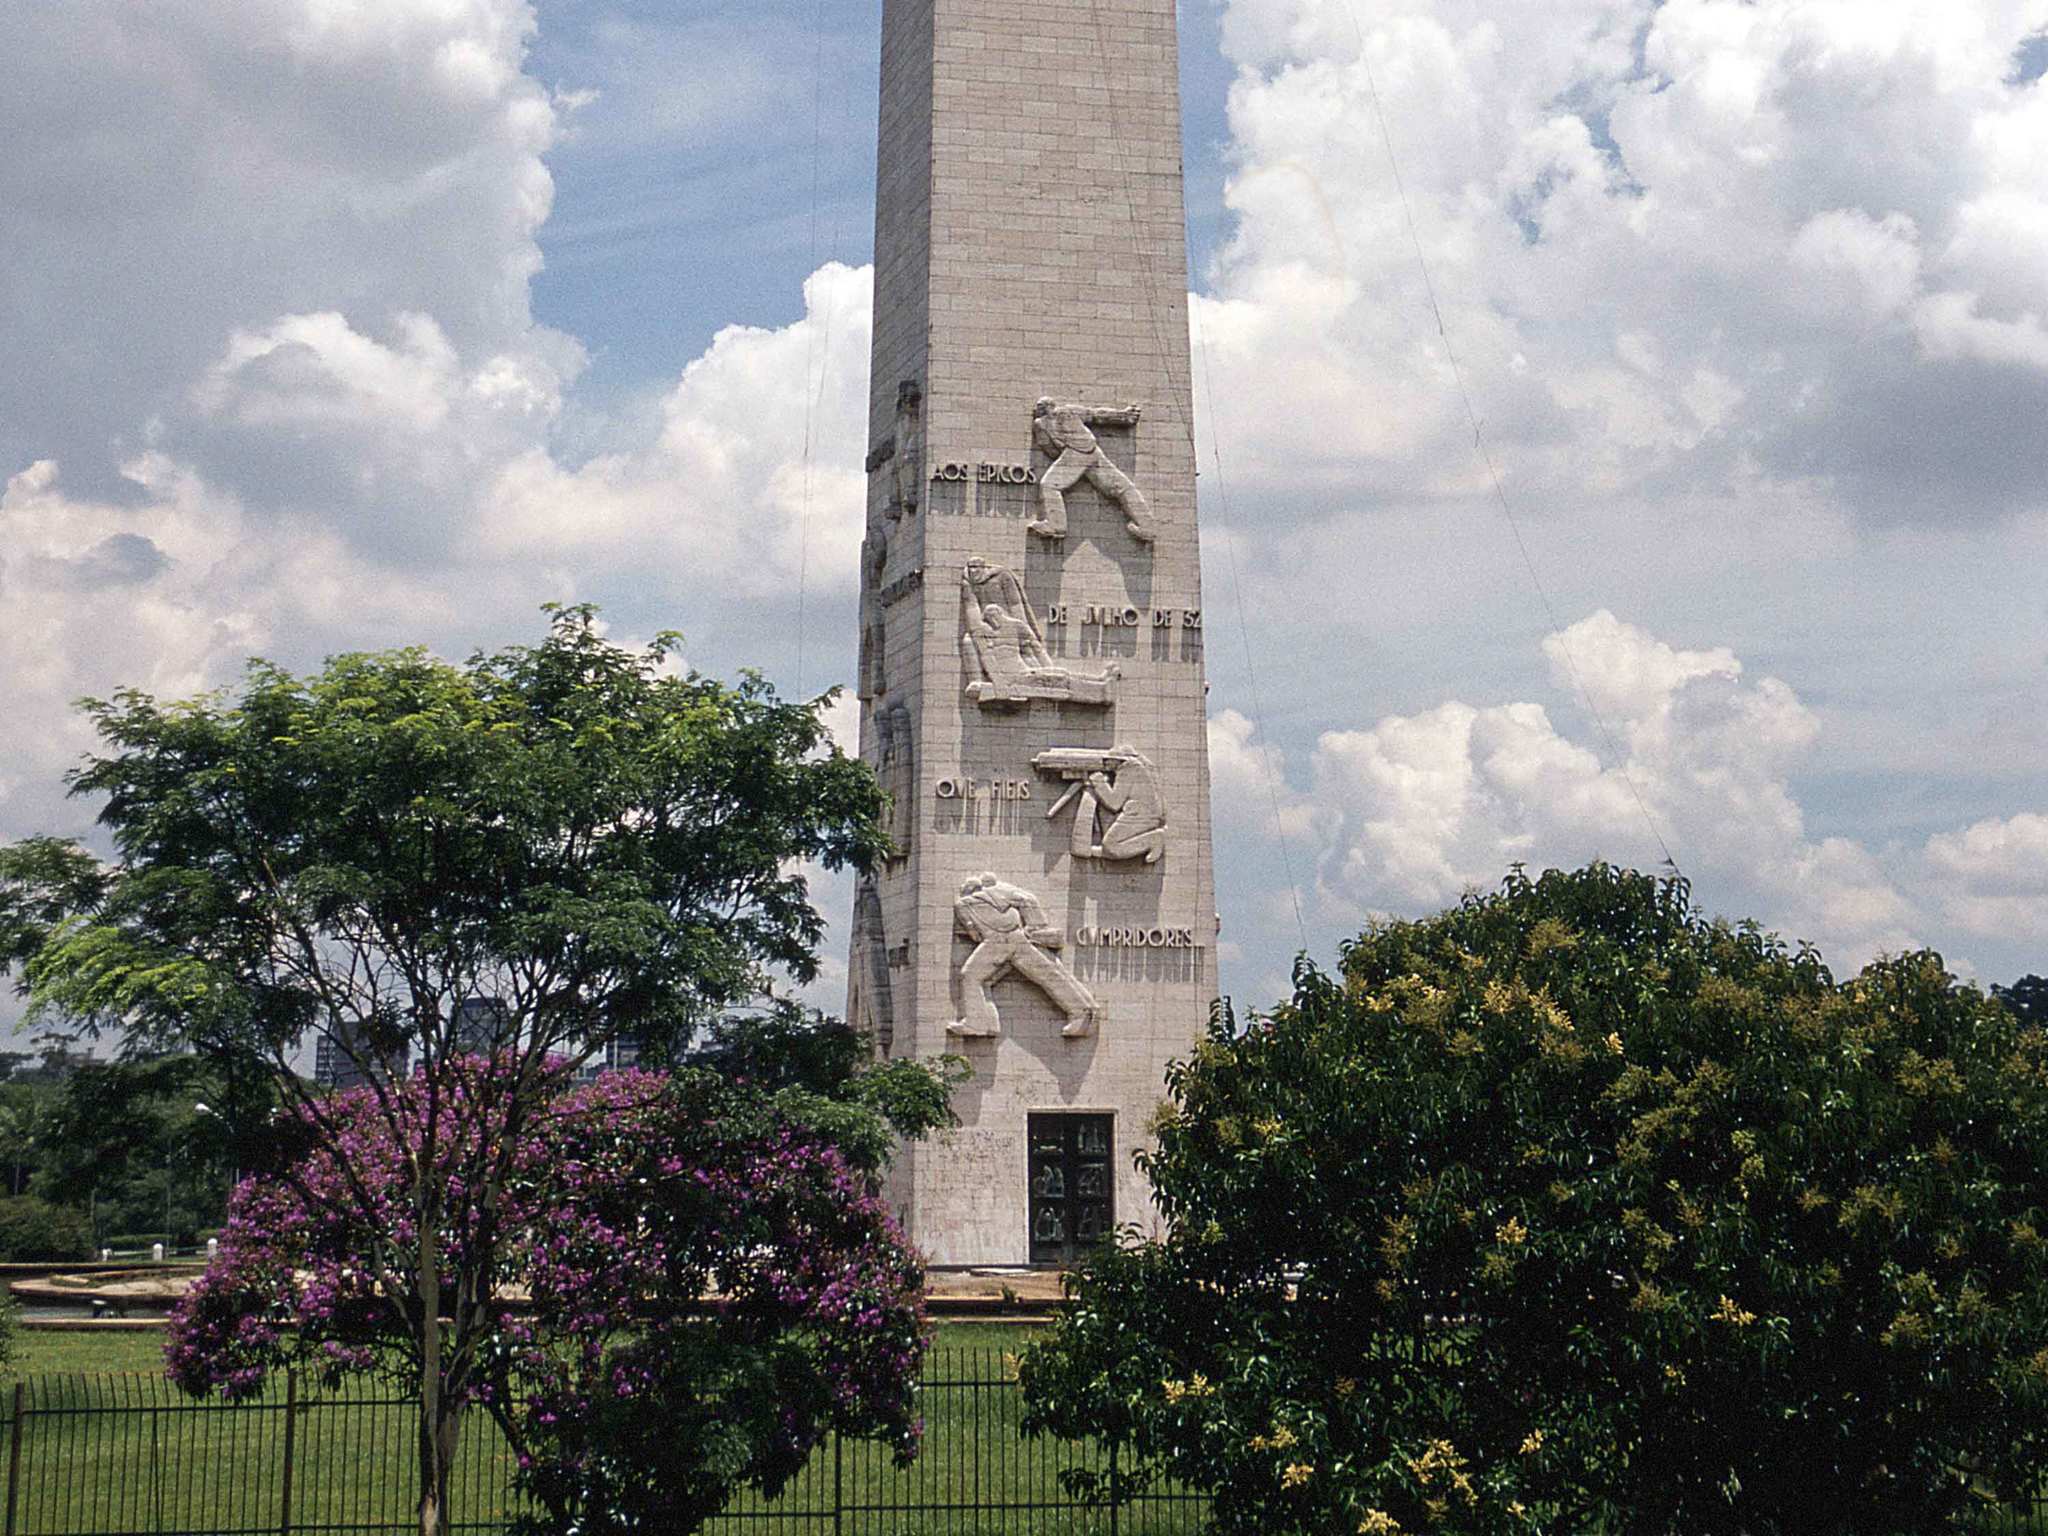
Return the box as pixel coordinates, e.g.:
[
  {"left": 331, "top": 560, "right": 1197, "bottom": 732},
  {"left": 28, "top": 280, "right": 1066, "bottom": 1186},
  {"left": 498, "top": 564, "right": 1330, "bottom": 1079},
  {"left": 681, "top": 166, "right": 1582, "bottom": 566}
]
[
  {"left": 3, "top": 1354, "right": 2043, "bottom": 1535},
  {"left": 0, "top": 1350, "right": 1203, "bottom": 1535}
]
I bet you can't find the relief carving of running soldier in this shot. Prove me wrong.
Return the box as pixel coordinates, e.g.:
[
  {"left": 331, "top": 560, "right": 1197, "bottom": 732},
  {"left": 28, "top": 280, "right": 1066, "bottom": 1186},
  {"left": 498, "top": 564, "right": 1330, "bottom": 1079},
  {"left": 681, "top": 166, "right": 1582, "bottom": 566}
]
[
  {"left": 946, "top": 872, "right": 1100, "bottom": 1040},
  {"left": 1028, "top": 397, "right": 1156, "bottom": 545}
]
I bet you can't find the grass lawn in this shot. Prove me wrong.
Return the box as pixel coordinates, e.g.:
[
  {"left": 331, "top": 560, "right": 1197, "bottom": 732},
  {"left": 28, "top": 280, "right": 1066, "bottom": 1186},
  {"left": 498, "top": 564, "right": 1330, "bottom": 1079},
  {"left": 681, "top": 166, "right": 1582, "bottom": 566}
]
[
  {"left": 7, "top": 1325, "right": 2033, "bottom": 1535},
  {"left": 0, "top": 1321, "right": 1201, "bottom": 1535},
  {"left": 8, "top": 1327, "right": 169, "bottom": 1377}
]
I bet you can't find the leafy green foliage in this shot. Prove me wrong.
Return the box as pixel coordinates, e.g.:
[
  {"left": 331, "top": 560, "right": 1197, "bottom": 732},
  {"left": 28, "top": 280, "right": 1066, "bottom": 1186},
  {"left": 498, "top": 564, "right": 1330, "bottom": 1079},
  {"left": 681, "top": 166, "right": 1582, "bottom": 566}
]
[
  {"left": 24, "top": 1054, "right": 265, "bottom": 1245},
  {"left": 0, "top": 607, "right": 928, "bottom": 1536},
  {"left": 1998, "top": 974, "right": 2048, "bottom": 1028},
  {"left": 1021, "top": 865, "right": 2048, "bottom": 1536},
  {"left": 689, "top": 1004, "right": 967, "bottom": 1172},
  {"left": 0, "top": 1195, "right": 92, "bottom": 1261}
]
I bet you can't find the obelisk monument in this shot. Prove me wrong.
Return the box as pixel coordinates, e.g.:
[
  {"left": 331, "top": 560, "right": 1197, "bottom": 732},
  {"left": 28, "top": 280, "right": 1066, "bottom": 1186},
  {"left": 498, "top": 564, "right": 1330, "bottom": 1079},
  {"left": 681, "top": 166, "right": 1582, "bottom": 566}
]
[{"left": 849, "top": 0, "right": 1215, "bottom": 1268}]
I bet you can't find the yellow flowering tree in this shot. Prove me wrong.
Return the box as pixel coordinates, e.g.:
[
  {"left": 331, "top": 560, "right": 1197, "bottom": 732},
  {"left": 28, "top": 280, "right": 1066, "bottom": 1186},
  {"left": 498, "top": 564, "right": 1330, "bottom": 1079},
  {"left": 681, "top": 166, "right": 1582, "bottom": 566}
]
[{"left": 1018, "top": 864, "right": 2048, "bottom": 1535}]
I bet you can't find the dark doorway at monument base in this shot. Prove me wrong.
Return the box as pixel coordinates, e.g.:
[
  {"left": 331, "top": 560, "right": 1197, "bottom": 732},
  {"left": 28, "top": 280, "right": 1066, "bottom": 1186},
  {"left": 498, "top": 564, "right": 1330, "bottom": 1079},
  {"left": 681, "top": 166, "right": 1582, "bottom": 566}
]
[{"left": 1027, "top": 1113, "right": 1115, "bottom": 1267}]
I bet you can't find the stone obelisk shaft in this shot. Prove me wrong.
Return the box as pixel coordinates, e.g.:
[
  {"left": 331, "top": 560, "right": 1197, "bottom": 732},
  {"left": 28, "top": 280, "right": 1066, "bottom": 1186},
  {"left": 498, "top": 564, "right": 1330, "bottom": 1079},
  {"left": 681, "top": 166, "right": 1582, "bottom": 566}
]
[{"left": 852, "top": 0, "right": 1214, "bottom": 1268}]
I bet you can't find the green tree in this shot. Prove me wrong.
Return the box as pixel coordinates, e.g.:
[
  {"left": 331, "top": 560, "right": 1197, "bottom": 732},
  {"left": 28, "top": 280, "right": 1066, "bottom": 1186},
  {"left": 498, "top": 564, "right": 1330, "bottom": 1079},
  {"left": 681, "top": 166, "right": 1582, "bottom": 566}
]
[
  {"left": 1021, "top": 865, "right": 2048, "bottom": 1536},
  {"left": 29, "top": 1054, "right": 250, "bottom": 1245},
  {"left": 0, "top": 1195, "right": 91, "bottom": 1262},
  {"left": 1996, "top": 974, "right": 2047, "bottom": 1027},
  {"left": 0, "top": 607, "right": 912, "bottom": 1536}
]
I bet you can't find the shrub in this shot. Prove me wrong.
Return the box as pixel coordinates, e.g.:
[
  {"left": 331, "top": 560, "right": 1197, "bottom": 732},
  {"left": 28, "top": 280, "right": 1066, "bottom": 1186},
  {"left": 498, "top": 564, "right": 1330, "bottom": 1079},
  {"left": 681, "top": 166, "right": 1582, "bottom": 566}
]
[
  {"left": 1021, "top": 865, "right": 2048, "bottom": 1536},
  {"left": 0, "top": 1196, "right": 92, "bottom": 1262}
]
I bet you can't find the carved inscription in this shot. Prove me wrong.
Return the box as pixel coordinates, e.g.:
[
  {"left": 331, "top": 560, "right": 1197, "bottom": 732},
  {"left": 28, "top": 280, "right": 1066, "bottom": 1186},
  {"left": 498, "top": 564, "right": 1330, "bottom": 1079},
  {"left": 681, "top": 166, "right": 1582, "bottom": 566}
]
[
  {"left": 934, "top": 776, "right": 1034, "bottom": 801},
  {"left": 1045, "top": 605, "right": 1202, "bottom": 630},
  {"left": 931, "top": 461, "right": 1038, "bottom": 485},
  {"left": 1074, "top": 925, "right": 1202, "bottom": 949}
]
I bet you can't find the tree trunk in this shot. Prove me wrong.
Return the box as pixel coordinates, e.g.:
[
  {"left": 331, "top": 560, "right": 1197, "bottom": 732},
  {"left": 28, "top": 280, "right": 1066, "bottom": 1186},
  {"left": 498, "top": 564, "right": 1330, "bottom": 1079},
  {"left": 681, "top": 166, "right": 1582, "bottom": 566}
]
[
  {"left": 417, "top": 1399, "right": 463, "bottom": 1536},
  {"left": 416, "top": 1195, "right": 457, "bottom": 1536}
]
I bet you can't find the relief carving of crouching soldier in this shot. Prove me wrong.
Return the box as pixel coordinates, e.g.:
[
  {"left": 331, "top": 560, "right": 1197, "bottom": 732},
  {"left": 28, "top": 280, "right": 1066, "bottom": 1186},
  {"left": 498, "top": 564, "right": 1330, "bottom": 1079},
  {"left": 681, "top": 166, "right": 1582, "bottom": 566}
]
[
  {"left": 1045, "top": 744, "right": 1167, "bottom": 864},
  {"left": 946, "top": 872, "right": 1100, "bottom": 1039},
  {"left": 1028, "top": 398, "right": 1156, "bottom": 545}
]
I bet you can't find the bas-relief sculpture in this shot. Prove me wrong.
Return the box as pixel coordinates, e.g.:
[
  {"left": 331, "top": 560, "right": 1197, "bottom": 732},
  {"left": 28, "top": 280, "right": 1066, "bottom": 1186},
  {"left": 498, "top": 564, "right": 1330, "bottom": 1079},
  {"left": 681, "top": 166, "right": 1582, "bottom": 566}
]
[
  {"left": 851, "top": 875, "right": 895, "bottom": 1055},
  {"left": 946, "top": 872, "right": 1101, "bottom": 1040},
  {"left": 892, "top": 380, "right": 924, "bottom": 517},
  {"left": 1036, "top": 745, "right": 1168, "bottom": 863},
  {"left": 959, "top": 561, "right": 1119, "bottom": 708},
  {"left": 1029, "top": 398, "right": 1155, "bottom": 545},
  {"left": 863, "top": 378, "right": 925, "bottom": 521},
  {"left": 877, "top": 700, "right": 915, "bottom": 860}
]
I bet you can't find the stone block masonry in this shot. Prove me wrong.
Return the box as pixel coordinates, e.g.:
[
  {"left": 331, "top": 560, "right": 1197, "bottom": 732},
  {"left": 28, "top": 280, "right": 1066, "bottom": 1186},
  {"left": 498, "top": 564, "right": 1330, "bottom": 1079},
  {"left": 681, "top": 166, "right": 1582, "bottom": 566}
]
[{"left": 849, "top": 0, "right": 1215, "bottom": 1268}]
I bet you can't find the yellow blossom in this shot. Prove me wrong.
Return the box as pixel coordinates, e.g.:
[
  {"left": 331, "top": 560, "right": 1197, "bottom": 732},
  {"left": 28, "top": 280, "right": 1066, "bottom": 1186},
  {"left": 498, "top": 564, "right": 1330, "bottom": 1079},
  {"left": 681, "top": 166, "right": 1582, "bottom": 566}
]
[
  {"left": 1605, "top": 1031, "right": 1624, "bottom": 1056},
  {"left": 1358, "top": 1512, "right": 1403, "bottom": 1535},
  {"left": 1162, "top": 1373, "right": 1215, "bottom": 1403},
  {"left": 1519, "top": 1428, "right": 1545, "bottom": 1455},
  {"left": 1882, "top": 1309, "right": 1931, "bottom": 1347},
  {"left": 1406, "top": 1439, "right": 1477, "bottom": 1506},
  {"left": 1509, "top": 1501, "right": 1529, "bottom": 1520},
  {"left": 1334, "top": 1377, "right": 1359, "bottom": 1399},
  {"left": 1280, "top": 1463, "right": 1313, "bottom": 1488},
  {"left": 1712, "top": 1294, "right": 1758, "bottom": 1327},
  {"left": 1496, "top": 1216, "right": 1529, "bottom": 1247}
]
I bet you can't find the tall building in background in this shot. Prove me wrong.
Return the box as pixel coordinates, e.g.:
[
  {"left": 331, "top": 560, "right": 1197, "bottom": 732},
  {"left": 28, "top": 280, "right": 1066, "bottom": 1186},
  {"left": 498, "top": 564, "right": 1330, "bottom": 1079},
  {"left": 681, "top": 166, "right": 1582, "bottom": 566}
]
[{"left": 848, "top": 0, "right": 1216, "bottom": 1268}]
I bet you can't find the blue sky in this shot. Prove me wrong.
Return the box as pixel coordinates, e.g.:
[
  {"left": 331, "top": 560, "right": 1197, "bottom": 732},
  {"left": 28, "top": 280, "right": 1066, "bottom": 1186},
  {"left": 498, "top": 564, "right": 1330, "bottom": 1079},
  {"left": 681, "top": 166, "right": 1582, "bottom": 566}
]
[
  {"left": 2, "top": 0, "right": 2046, "bottom": 1027},
  {"left": 523, "top": 1, "right": 1239, "bottom": 412}
]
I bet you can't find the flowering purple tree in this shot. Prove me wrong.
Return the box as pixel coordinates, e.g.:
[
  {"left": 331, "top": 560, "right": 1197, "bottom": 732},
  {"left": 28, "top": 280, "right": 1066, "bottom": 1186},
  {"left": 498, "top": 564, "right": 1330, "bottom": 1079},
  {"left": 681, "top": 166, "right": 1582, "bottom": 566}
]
[
  {"left": 0, "top": 609, "right": 915, "bottom": 1536},
  {"left": 168, "top": 1062, "right": 929, "bottom": 1533}
]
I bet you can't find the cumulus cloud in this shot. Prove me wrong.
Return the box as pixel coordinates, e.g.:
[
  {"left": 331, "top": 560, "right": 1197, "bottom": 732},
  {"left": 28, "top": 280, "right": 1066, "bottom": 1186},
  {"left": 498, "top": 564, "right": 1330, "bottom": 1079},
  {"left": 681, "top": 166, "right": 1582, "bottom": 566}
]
[
  {"left": 1217, "top": 611, "right": 1934, "bottom": 968},
  {"left": 3, "top": 0, "right": 2043, "bottom": 1019},
  {"left": 1194, "top": 0, "right": 2048, "bottom": 520},
  {"left": 485, "top": 260, "right": 872, "bottom": 600},
  {"left": 1925, "top": 813, "right": 2048, "bottom": 939}
]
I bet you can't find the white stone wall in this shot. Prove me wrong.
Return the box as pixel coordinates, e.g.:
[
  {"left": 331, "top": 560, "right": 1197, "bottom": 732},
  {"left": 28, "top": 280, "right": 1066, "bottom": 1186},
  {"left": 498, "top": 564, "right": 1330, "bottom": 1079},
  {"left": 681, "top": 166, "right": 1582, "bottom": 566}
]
[{"left": 856, "top": 0, "right": 1214, "bottom": 1268}]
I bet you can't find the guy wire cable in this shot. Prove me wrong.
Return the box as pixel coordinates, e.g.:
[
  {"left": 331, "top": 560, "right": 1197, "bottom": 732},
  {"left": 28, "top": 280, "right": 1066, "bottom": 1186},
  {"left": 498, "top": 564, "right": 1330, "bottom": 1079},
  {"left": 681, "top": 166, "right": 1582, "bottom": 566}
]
[
  {"left": 1338, "top": 0, "right": 1682, "bottom": 876},
  {"left": 1079, "top": 0, "right": 1313, "bottom": 952},
  {"left": 794, "top": 0, "right": 830, "bottom": 700}
]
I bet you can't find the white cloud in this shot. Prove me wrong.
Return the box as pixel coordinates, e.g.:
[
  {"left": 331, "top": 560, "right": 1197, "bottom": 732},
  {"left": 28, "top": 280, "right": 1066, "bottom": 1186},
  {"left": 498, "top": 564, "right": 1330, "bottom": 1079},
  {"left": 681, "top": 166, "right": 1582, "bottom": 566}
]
[
  {"left": 1925, "top": 813, "right": 2048, "bottom": 939},
  {"left": 1216, "top": 611, "right": 1929, "bottom": 967},
  {"left": 1194, "top": 0, "right": 2048, "bottom": 519},
  {"left": 2, "top": 0, "right": 2045, "bottom": 1020},
  {"left": 484, "top": 260, "right": 873, "bottom": 600}
]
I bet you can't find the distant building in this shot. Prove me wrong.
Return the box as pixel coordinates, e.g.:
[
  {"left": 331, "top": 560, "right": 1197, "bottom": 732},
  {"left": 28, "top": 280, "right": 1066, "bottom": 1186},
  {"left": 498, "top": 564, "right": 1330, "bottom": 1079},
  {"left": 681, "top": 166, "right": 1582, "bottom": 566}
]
[
  {"left": 313, "top": 1024, "right": 407, "bottom": 1091},
  {"left": 453, "top": 997, "right": 514, "bottom": 1053},
  {"left": 573, "top": 1036, "right": 642, "bottom": 1083},
  {"left": 315, "top": 999, "right": 647, "bottom": 1089}
]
